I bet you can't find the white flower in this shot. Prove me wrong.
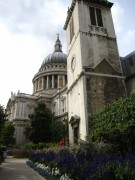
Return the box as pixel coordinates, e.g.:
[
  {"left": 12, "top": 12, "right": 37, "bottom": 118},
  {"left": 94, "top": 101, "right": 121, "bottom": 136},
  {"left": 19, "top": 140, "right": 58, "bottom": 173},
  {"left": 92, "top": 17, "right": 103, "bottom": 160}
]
[
  {"left": 60, "top": 173, "right": 73, "bottom": 180},
  {"left": 54, "top": 167, "right": 60, "bottom": 175}
]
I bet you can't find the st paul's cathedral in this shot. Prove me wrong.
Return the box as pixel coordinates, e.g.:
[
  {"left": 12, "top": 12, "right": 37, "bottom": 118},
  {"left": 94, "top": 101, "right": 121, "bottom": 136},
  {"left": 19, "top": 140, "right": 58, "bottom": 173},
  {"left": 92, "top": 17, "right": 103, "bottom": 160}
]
[{"left": 7, "top": 0, "right": 135, "bottom": 145}]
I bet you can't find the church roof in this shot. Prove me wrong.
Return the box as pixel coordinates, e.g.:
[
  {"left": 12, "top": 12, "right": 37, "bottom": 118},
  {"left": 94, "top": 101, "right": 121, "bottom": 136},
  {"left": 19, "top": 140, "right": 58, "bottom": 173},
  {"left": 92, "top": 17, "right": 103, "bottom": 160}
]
[{"left": 41, "top": 35, "right": 67, "bottom": 66}]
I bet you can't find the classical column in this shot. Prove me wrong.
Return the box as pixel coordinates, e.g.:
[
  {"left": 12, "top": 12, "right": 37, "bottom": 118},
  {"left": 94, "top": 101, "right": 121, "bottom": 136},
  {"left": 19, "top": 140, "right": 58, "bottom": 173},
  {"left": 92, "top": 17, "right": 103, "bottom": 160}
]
[
  {"left": 47, "top": 76, "right": 49, "bottom": 89},
  {"left": 14, "top": 103, "right": 18, "bottom": 119},
  {"left": 52, "top": 75, "right": 54, "bottom": 88},
  {"left": 42, "top": 77, "right": 44, "bottom": 90},
  {"left": 34, "top": 81, "right": 36, "bottom": 92},
  {"left": 44, "top": 76, "right": 47, "bottom": 89},
  {"left": 63, "top": 75, "right": 65, "bottom": 87},
  {"left": 34, "top": 82, "right": 36, "bottom": 92},
  {"left": 33, "top": 82, "right": 35, "bottom": 93}
]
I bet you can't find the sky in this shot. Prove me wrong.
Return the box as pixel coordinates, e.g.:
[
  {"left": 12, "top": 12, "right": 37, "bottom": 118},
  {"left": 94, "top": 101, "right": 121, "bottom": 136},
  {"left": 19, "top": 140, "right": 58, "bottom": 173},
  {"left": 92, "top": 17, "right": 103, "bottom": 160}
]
[{"left": 0, "top": 0, "right": 135, "bottom": 107}]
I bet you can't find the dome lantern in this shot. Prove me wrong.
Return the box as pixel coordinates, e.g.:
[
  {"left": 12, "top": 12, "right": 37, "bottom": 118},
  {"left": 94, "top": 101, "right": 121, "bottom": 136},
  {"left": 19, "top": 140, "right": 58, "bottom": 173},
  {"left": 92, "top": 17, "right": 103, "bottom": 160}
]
[{"left": 54, "top": 34, "right": 62, "bottom": 52}]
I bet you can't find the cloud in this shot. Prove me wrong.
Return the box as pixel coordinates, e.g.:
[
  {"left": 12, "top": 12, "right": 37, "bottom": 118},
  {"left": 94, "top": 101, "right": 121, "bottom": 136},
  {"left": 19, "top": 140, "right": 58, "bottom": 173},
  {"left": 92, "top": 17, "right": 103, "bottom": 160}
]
[
  {"left": 124, "top": 29, "right": 135, "bottom": 44},
  {"left": 0, "top": 0, "right": 71, "bottom": 106},
  {"left": 111, "top": 2, "right": 124, "bottom": 33},
  {"left": 0, "top": 0, "right": 70, "bottom": 40}
]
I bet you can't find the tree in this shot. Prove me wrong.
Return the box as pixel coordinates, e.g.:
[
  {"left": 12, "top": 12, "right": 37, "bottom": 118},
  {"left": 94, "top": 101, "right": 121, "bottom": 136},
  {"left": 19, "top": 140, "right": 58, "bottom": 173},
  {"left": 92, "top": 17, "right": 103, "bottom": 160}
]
[
  {"left": 25, "top": 102, "right": 54, "bottom": 143},
  {"left": 1, "top": 123, "right": 15, "bottom": 146},
  {"left": 51, "top": 117, "right": 66, "bottom": 143},
  {"left": 0, "top": 105, "right": 7, "bottom": 135},
  {"left": 25, "top": 101, "right": 66, "bottom": 144}
]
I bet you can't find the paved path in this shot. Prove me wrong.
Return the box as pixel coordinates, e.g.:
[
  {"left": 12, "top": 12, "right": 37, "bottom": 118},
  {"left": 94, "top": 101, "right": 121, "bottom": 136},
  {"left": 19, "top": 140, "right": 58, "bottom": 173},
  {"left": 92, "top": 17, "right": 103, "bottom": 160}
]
[{"left": 0, "top": 156, "right": 45, "bottom": 180}]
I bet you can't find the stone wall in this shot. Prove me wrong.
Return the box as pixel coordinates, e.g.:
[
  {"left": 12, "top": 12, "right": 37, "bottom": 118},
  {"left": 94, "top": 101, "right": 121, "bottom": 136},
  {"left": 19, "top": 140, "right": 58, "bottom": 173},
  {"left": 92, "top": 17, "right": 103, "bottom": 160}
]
[{"left": 86, "top": 75, "right": 126, "bottom": 115}]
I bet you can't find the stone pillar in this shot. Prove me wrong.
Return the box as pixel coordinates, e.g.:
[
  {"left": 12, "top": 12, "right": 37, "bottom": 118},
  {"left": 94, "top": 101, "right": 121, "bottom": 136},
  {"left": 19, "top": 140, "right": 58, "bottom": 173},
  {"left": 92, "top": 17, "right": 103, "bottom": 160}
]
[
  {"left": 52, "top": 75, "right": 54, "bottom": 88},
  {"left": 14, "top": 103, "right": 18, "bottom": 119},
  {"left": 34, "top": 82, "right": 36, "bottom": 92},
  {"left": 33, "top": 82, "right": 35, "bottom": 93},
  {"left": 44, "top": 76, "right": 47, "bottom": 89},
  {"left": 47, "top": 76, "right": 49, "bottom": 89},
  {"left": 34, "top": 81, "right": 36, "bottom": 92},
  {"left": 42, "top": 77, "right": 44, "bottom": 90},
  {"left": 63, "top": 75, "right": 65, "bottom": 87}
]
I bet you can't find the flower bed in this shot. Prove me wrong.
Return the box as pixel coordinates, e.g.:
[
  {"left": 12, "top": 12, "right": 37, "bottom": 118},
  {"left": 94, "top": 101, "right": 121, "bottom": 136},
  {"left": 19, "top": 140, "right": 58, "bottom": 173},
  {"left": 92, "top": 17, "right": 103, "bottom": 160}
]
[
  {"left": 26, "top": 160, "right": 72, "bottom": 180},
  {"left": 27, "top": 147, "right": 135, "bottom": 180}
]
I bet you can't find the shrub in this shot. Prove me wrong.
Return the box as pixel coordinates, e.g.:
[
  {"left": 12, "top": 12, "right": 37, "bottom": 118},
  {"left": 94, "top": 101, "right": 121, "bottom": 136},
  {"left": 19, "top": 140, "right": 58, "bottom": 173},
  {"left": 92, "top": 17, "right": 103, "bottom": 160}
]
[
  {"left": 91, "top": 160, "right": 135, "bottom": 180},
  {"left": 13, "top": 149, "right": 35, "bottom": 158},
  {"left": 23, "top": 142, "right": 38, "bottom": 150},
  {"left": 90, "top": 93, "right": 135, "bottom": 155},
  {"left": 23, "top": 142, "right": 59, "bottom": 150}
]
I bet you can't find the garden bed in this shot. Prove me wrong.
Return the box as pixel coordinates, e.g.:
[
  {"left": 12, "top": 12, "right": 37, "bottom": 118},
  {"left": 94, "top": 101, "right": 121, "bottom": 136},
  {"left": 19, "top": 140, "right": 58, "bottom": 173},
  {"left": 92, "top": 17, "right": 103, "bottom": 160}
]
[{"left": 27, "top": 146, "right": 135, "bottom": 180}]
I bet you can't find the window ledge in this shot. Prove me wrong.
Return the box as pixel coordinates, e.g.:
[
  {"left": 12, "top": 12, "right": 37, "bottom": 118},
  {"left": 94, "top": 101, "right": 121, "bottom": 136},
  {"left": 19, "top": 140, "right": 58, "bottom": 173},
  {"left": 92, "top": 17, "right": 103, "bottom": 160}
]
[{"left": 89, "top": 25, "right": 107, "bottom": 36}]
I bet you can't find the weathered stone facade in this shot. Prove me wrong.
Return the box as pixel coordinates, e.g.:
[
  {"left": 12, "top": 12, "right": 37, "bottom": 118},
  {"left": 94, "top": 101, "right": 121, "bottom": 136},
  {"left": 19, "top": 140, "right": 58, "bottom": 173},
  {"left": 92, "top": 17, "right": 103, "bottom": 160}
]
[
  {"left": 64, "top": 0, "right": 126, "bottom": 144},
  {"left": 86, "top": 75, "right": 126, "bottom": 115}
]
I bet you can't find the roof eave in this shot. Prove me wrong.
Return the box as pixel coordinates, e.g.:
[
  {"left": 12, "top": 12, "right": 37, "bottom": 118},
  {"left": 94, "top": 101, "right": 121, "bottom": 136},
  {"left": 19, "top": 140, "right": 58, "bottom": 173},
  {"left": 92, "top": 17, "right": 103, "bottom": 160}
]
[{"left": 63, "top": 0, "right": 76, "bottom": 30}]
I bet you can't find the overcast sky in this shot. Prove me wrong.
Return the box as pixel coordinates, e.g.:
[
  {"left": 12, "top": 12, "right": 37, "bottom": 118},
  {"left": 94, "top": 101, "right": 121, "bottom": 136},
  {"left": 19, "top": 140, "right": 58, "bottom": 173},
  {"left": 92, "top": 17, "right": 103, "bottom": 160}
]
[{"left": 0, "top": 0, "right": 135, "bottom": 107}]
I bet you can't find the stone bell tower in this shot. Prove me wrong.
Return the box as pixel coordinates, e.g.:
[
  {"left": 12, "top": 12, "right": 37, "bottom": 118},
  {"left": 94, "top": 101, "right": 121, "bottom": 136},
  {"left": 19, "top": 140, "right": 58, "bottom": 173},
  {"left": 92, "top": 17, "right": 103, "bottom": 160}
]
[{"left": 64, "top": 0, "right": 126, "bottom": 145}]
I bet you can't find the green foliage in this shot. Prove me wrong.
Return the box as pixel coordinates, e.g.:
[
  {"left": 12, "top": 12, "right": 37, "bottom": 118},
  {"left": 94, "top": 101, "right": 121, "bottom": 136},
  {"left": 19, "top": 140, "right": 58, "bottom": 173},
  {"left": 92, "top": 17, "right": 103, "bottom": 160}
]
[
  {"left": 0, "top": 105, "right": 7, "bottom": 134},
  {"left": 1, "top": 123, "right": 15, "bottom": 146},
  {"left": 91, "top": 161, "right": 135, "bottom": 180},
  {"left": 25, "top": 101, "right": 53, "bottom": 143},
  {"left": 23, "top": 142, "right": 58, "bottom": 150},
  {"left": 51, "top": 118, "right": 66, "bottom": 143},
  {"left": 24, "top": 101, "right": 65, "bottom": 144},
  {"left": 89, "top": 93, "right": 135, "bottom": 154},
  {"left": 23, "top": 142, "right": 38, "bottom": 149}
]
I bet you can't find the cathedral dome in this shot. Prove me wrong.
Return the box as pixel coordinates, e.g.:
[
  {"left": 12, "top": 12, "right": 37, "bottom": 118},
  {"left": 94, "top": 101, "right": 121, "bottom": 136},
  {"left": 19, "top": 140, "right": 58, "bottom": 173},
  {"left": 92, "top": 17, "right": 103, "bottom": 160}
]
[
  {"left": 42, "top": 51, "right": 67, "bottom": 65},
  {"left": 41, "top": 34, "right": 67, "bottom": 66},
  {"left": 32, "top": 34, "right": 67, "bottom": 96}
]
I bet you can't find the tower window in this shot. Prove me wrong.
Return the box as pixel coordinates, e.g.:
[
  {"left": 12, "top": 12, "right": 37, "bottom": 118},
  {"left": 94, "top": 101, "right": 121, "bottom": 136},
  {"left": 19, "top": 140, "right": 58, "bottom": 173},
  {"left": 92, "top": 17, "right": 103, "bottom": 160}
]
[
  {"left": 89, "top": 7, "right": 103, "bottom": 27},
  {"left": 90, "top": 7, "right": 96, "bottom": 26},
  {"left": 60, "top": 98, "right": 66, "bottom": 114},
  {"left": 70, "top": 17, "right": 74, "bottom": 42}
]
